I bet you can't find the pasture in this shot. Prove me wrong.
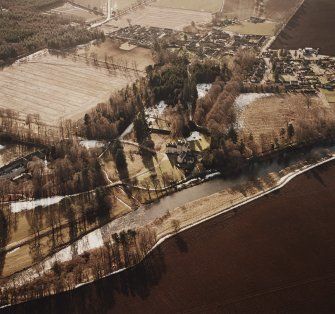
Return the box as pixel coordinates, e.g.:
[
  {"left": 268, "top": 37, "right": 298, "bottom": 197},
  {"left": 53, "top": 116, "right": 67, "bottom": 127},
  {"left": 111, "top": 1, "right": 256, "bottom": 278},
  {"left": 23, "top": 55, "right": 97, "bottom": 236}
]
[{"left": 225, "top": 20, "right": 278, "bottom": 36}]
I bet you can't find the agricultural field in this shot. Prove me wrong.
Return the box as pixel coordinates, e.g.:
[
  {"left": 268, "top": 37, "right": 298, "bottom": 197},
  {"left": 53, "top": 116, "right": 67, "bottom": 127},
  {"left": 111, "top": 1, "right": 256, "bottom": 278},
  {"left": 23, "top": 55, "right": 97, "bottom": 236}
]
[
  {"left": 222, "top": 0, "right": 302, "bottom": 22},
  {"left": 272, "top": 0, "right": 335, "bottom": 56},
  {"left": 70, "top": 0, "right": 223, "bottom": 14},
  {"left": 102, "top": 6, "right": 212, "bottom": 31},
  {"left": 154, "top": 0, "right": 222, "bottom": 13},
  {"left": 0, "top": 50, "right": 138, "bottom": 125},
  {"left": 49, "top": 2, "right": 102, "bottom": 22},
  {"left": 264, "top": 0, "right": 303, "bottom": 22},
  {"left": 221, "top": 0, "right": 255, "bottom": 20},
  {"left": 237, "top": 93, "right": 335, "bottom": 152},
  {"left": 225, "top": 20, "right": 278, "bottom": 36},
  {"left": 76, "top": 38, "right": 154, "bottom": 71},
  {"left": 70, "top": 0, "right": 137, "bottom": 13}
]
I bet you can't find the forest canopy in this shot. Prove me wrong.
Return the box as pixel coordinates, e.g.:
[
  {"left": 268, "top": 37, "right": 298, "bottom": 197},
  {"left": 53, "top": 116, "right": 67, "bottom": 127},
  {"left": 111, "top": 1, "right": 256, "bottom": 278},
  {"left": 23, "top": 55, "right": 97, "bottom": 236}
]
[{"left": 0, "top": 0, "right": 104, "bottom": 66}]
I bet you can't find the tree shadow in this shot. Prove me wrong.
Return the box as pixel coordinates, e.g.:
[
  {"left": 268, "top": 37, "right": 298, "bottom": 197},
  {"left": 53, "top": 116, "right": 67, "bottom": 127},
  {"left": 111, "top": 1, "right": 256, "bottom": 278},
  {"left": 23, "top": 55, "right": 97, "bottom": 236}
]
[
  {"left": 0, "top": 209, "right": 9, "bottom": 276},
  {"left": 140, "top": 147, "right": 156, "bottom": 171},
  {"left": 5, "top": 246, "right": 167, "bottom": 314},
  {"left": 174, "top": 234, "right": 188, "bottom": 253},
  {"left": 310, "top": 169, "right": 326, "bottom": 187}
]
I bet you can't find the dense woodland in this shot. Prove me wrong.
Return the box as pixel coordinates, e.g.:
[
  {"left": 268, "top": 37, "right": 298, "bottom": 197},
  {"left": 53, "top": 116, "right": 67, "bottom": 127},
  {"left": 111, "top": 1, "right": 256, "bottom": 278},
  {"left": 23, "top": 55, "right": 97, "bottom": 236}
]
[
  {"left": 0, "top": 0, "right": 104, "bottom": 66},
  {"left": 82, "top": 80, "right": 145, "bottom": 140}
]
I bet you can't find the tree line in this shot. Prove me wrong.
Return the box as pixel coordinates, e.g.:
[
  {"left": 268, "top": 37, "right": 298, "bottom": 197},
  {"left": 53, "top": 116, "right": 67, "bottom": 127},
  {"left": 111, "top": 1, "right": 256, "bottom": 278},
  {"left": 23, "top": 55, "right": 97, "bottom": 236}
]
[
  {"left": 80, "top": 79, "right": 148, "bottom": 140},
  {"left": 0, "top": 226, "right": 158, "bottom": 306}
]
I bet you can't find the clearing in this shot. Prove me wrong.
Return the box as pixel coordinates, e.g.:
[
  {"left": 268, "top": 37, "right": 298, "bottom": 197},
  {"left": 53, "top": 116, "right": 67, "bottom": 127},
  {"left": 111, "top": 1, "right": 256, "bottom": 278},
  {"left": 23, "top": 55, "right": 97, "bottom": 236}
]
[{"left": 0, "top": 50, "right": 138, "bottom": 125}]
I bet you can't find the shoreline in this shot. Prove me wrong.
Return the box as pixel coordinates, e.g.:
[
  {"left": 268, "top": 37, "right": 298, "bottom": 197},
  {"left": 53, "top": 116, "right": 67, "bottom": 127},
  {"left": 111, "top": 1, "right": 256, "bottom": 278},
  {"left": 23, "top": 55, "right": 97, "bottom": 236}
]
[{"left": 2, "top": 153, "right": 335, "bottom": 308}]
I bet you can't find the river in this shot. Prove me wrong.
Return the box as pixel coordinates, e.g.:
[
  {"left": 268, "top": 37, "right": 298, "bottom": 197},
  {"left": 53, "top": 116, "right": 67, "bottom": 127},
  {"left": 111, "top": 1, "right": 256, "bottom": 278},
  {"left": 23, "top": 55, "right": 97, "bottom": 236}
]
[
  {"left": 144, "top": 143, "right": 333, "bottom": 219},
  {"left": 4, "top": 153, "right": 335, "bottom": 314}
]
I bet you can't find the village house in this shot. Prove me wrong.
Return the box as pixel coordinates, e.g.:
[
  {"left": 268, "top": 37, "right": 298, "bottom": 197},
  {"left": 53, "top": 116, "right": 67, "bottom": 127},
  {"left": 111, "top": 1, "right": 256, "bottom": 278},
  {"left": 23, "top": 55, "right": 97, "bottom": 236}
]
[
  {"left": 177, "top": 151, "right": 196, "bottom": 169},
  {"left": 166, "top": 140, "right": 190, "bottom": 155},
  {"left": 166, "top": 142, "right": 177, "bottom": 154}
]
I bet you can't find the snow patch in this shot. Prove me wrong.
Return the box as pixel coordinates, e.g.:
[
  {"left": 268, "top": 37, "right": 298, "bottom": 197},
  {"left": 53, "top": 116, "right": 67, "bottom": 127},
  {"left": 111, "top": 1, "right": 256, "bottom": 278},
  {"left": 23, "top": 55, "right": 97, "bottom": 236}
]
[
  {"left": 14, "top": 49, "right": 48, "bottom": 65},
  {"left": 186, "top": 131, "right": 201, "bottom": 142},
  {"left": 76, "top": 229, "right": 104, "bottom": 255},
  {"left": 119, "top": 122, "right": 134, "bottom": 139},
  {"left": 145, "top": 101, "right": 168, "bottom": 124},
  {"left": 7, "top": 247, "right": 20, "bottom": 255},
  {"left": 10, "top": 196, "right": 65, "bottom": 213},
  {"left": 235, "top": 93, "right": 274, "bottom": 129},
  {"left": 234, "top": 93, "right": 273, "bottom": 111},
  {"left": 0, "top": 144, "right": 5, "bottom": 150},
  {"left": 205, "top": 172, "right": 221, "bottom": 179},
  {"left": 79, "top": 140, "right": 105, "bottom": 149},
  {"left": 197, "top": 84, "right": 212, "bottom": 99}
]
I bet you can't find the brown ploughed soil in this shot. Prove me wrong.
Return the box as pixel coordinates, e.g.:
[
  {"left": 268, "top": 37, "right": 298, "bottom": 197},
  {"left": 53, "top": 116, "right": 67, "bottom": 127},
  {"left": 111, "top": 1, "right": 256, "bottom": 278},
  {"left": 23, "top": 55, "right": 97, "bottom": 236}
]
[
  {"left": 222, "top": 0, "right": 302, "bottom": 22},
  {"left": 5, "top": 161, "right": 335, "bottom": 313},
  {"left": 272, "top": 0, "right": 335, "bottom": 55}
]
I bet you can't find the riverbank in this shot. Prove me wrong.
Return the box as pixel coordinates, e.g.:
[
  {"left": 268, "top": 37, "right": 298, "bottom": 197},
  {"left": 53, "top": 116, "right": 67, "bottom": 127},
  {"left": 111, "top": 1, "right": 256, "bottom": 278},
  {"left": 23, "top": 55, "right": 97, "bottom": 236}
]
[
  {"left": 1, "top": 153, "right": 335, "bottom": 307},
  {"left": 4, "top": 149, "right": 335, "bottom": 313}
]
